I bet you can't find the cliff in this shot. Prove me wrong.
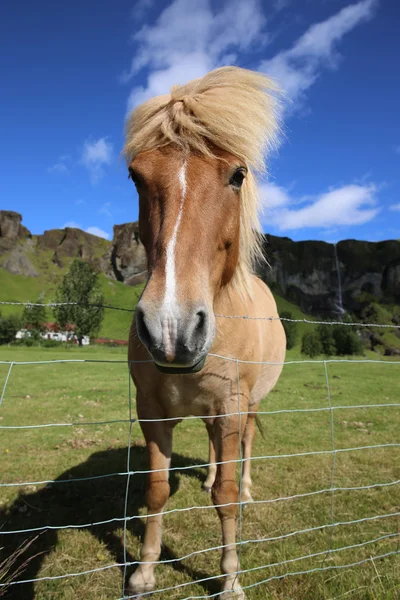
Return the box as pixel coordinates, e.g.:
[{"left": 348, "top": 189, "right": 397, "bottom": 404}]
[
  {"left": 259, "top": 234, "right": 400, "bottom": 315},
  {"left": 0, "top": 211, "right": 112, "bottom": 279},
  {"left": 1, "top": 210, "right": 399, "bottom": 318},
  {"left": 111, "top": 221, "right": 147, "bottom": 285}
]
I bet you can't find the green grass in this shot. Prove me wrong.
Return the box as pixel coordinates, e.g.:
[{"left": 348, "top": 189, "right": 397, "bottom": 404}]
[
  {"left": 0, "top": 345, "right": 399, "bottom": 599},
  {"left": 0, "top": 267, "right": 144, "bottom": 341},
  {"left": 98, "top": 278, "right": 143, "bottom": 340},
  {"left": 361, "top": 302, "right": 400, "bottom": 354},
  {"left": 274, "top": 294, "right": 316, "bottom": 344},
  {"left": 0, "top": 261, "right": 308, "bottom": 345},
  {"left": 0, "top": 269, "right": 50, "bottom": 310}
]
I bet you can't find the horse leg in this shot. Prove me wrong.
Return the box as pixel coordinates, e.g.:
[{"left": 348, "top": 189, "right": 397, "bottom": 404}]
[
  {"left": 212, "top": 411, "right": 247, "bottom": 600},
  {"left": 203, "top": 419, "right": 217, "bottom": 493},
  {"left": 128, "top": 419, "right": 173, "bottom": 596},
  {"left": 241, "top": 416, "right": 255, "bottom": 503}
]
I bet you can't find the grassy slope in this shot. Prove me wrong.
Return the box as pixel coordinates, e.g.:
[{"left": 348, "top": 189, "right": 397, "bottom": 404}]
[
  {"left": 364, "top": 301, "right": 400, "bottom": 353},
  {"left": 0, "top": 233, "right": 139, "bottom": 341},
  {"left": 0, "top": 345, "right": 398, "bottom": 599},
  {"left": 1, "top": 266, "right": 307, "bottom": 344},
  {"left": 0, "top": 267, "right": 144, "bottom": 340}
]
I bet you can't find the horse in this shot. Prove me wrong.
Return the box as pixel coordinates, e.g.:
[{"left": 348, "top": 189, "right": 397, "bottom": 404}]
[{"left": 125, "top": 66, "right": 286, "bottom": 599}]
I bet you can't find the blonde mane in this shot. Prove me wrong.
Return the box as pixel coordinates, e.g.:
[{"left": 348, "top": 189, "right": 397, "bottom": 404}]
[{"left": 124, "top": 66, "right": 279, "bottom": 297}]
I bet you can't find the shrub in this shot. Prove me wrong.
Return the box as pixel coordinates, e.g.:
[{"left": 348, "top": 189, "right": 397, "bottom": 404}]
[
  {"left": 332, "top": 325, "right": 364, "bottom": 356},
  {"left": 0, "top": 313, "right": 21, "bottom": 345},
  {"left": 316, "top": 323, "right": 336, "bottom": 356},
  {"left": 280, "top": 311, "right": 298, "bottom": 350},
  {"left": 301, "top": 331, "right": 322, "bottom": 358},
  {"left": 40, "top": 339, "right": 61, "bottom": 348}
]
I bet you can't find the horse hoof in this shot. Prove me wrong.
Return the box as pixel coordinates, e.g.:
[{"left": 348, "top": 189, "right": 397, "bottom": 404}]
[
  {"left": 128, "top": 570, "right": 155, "bottom": 597},
  {"left": 202, "top": 483, "right": 212, "bottom": 493},
  {"left": 220, "top": 586, "right": 246, "bottom": 599}
]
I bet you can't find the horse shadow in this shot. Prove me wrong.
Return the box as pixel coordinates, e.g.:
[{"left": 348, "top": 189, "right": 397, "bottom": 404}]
[{"left": 1, "top": 444, "right": 221, "bottom": 599}]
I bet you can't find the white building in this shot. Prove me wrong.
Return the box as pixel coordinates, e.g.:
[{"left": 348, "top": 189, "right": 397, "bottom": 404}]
[{"left": 16, "top": 328, "right": 90, "bottom": 345}]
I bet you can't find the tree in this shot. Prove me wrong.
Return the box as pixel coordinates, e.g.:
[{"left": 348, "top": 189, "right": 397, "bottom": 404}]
[
  {"left": 0, "top": 313, "right": 21, "bottom": 345},
  {"left": 53, "top": 260, "right": 104, "bottom": 345},
  {"left": 316, "top": 323, "right": 336, "bottom": 356},
  {"left": 22, "top": 295, "right": 47, "bottom": 340},
  {"left": 280, "top": 311, "right": 298, "bottom": 350},
  {"left": 332, "top": 325, "right": 364, "bottom": 356},
  {"left": 301, "top": 331, "right": 322, "bottom": 358}
]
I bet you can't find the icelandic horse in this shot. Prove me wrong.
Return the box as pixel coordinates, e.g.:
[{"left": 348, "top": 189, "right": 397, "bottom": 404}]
[{"left": 125, "top": 67, "right": 286, "bottom": 599}]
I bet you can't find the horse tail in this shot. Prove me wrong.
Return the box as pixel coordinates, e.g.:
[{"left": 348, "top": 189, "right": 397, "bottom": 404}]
[{"left": 255, "top": 415, "right": 265, "bottom": 440}]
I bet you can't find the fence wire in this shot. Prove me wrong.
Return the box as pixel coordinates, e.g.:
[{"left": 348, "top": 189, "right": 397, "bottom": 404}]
[
  {"left": 0, "top": 300, "right": 399, "bottom": 598},
  {"left": 1, "top": 299, "right": 400, "bottom": 329}
]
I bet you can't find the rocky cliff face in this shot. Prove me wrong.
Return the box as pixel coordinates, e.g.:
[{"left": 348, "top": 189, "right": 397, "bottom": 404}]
[
  {"left": 37, "top": 227, "right": 112, "bottom": 273},
  {"left": 0, "top": 211, "right": 37, "bottom": 276},
  {"left": 111, "top": 222, "right": 147, "bottom": 285},
  {"left": 0, "top": 211, "right": 112, "bottom": 278},
  {"left": 1, "top": 210, "right": 399, "bottom": 316},
  {"left": 259, "top": 235, "right": 400, "bottom": 315},
  {"left": 0, "top": 211, "right": 30, "bottom": 247}
]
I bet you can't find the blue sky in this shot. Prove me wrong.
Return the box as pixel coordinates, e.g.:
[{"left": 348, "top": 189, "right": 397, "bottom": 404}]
[{"left": 1, "top": 0, "right": 399, "bottom": 242}]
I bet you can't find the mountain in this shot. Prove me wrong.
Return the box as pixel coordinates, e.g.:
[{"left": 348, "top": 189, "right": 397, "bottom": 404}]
[
  {"left": 1, "top": 210, "right": 399, "bottom": 352},
  {"left": 259, "top": 234, "right": 400, "bottom": 314},
  {"left": 0, "top": 211, "right": 143, "bottom": 341}
]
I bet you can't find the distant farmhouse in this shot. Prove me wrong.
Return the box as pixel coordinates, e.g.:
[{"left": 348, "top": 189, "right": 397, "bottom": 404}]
[{"left": 16, "top": 322, "right": 90, "bottom": 345}]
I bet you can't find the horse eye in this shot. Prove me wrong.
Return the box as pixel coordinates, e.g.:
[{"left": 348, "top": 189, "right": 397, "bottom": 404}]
[
  {"left": 229, "top": 168, "right": 247, "bottom": 189},
  {"left": 128, "top": 169, "right": 141, "bottom": 187}
]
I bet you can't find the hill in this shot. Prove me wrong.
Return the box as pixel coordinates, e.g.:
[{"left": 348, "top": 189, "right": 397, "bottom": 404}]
[
  {"left": 1, "top": 210, "right": 399, "bottom": 352},
  {"left": 0, "top": 211, "right": 143, "bottom": 339}
]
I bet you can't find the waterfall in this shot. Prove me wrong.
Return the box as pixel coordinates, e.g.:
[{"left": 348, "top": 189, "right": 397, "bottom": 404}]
[{"left": 333, "top": 243, "right": 345, "bottom": 319}]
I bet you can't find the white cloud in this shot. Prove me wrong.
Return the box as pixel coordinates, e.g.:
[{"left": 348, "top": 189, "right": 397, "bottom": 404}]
[
  {"left": 127, "top": 54, "right": 212, "bottom": 111},
  {"left": 259, "top": 181, "right": 291, "bottom": 209},
  {"left": 123, "top": 0, "right": 268, "bottom": 112},
  {"left": 99, "top": 202, "right": 112, "bottom": 217},
  {"left": 81, "top": 137, "right": 113, "bottom": 184},
  {"left": 62, "top": 221, "right": 81, "bottom": 229},
  {"left": 260, "top": 181, "right": 379, "bottom": 231},
  {"left": 61, "top": 222, "right": 110, "bottom": 239},
  {"left": 48, "top": 163, "right": 69, "bottom": 175},
  {"left": 123, "top": 0, "right": 378, "bottom": 120},
  {"left": 260, "top": 0, "right": 377, "bottom": 110},
  {"left": 48, "top": 154, "right": 72, "bottom": 175},
  {"left": 85, "top": 226, "right": 110, "bottom": 239},
  {"left": 390, "top": 203, "right": 400, "bottom": 212}
]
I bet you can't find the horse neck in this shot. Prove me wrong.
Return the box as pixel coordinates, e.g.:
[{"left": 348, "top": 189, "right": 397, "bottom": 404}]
[{"left": 215, "top": 271, "right": 255, "bottom": 317}]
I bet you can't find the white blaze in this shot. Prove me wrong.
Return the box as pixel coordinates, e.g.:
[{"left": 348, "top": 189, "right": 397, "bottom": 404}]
[
  {"left": 161, "top": 160, "right": 187, "bottom": 360},
  {"left": 163, "top": 160, "right": 187, "bottom": 310}
]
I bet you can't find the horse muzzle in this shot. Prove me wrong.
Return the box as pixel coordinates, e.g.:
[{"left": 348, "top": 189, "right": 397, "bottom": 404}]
[{"left": 135, "top": 303, "right": 214, "bottom": 375}]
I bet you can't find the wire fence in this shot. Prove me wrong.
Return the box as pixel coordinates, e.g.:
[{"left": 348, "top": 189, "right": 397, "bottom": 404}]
[
  {"left": 0, "top": 300, "right": 399, "bottom": 598},
  {"left": 1, "top": 299, "right": 400, "bottom": 328}
]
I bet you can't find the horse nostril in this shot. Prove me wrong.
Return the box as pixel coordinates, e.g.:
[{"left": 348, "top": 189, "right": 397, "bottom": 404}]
[
  {"left": 136, "top": 307, "right": 152, "bottom": 349},
  {"left": 196, "top": 310, "right": 207, "bottom": 333}
]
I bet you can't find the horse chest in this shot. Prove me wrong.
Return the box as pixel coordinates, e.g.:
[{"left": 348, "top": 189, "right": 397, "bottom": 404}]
[{"left": 162, "top": 380, "right": 214, "bottom": 418}]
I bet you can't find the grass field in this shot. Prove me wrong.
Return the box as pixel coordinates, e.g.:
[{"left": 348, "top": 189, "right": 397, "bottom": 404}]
[
  {"left": 0, "top": 343, "right": 399, "bottom": 600},
  {"left": 0, "top": 265, "right": 311, "bottom": 344},
  {"left": 0, "top": 267, "right": 143, "bottom": 341}
]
